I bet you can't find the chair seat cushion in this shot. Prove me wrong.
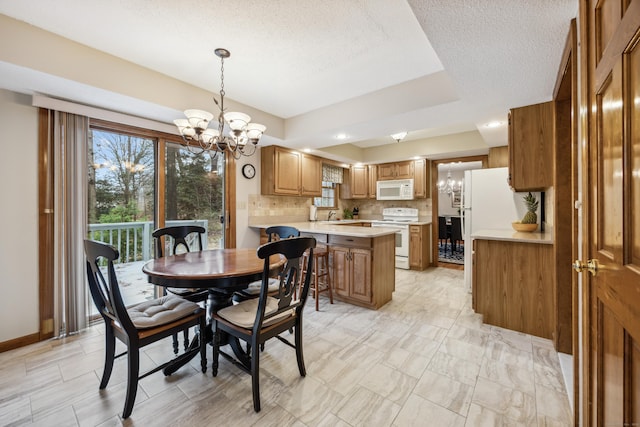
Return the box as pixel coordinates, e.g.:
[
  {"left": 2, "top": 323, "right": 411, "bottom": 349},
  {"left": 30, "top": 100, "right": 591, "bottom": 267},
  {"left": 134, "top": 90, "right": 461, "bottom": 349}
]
[
  {"left": 128, "top": 296, "right": 200, "bottom": 329},
  {"left": 243, "top": 277, "right": 280, "bottom": 295},
  {"left": 217, "top": 297, "right": 293, "bottom": 329}
]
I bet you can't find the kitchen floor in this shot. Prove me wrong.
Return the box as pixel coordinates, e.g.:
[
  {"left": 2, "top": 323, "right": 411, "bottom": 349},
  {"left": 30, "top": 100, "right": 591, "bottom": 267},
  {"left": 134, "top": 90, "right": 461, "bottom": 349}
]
[{"left": 0, "top": 268, "right": 573, "bottom": 426}]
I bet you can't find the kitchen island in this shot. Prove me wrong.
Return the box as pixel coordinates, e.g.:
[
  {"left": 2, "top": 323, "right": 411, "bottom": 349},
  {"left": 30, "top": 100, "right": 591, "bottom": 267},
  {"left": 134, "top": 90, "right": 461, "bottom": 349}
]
[
  {"left": 471, "top": 228, "right": 554, "bottom": 339},
  {"left": 250, "top": 222, "right": 397, "bottom": 309}
]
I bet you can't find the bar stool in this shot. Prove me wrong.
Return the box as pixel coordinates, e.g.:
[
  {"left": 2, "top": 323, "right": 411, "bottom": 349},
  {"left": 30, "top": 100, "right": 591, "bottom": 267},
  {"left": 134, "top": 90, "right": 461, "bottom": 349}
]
[{"left": 301, "top": 245, "right": 333, "bottom": 311}]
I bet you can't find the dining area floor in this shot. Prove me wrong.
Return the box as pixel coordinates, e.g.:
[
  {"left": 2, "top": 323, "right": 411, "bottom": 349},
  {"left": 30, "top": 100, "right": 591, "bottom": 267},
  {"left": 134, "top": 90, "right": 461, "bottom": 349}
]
[{"left": 0, "top": 267, "right": 572, "bottom": 426}]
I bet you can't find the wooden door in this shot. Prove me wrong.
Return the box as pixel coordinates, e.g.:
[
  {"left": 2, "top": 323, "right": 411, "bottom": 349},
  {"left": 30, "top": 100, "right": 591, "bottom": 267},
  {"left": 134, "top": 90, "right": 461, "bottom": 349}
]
[
  {"left": 409, "top": 225, "right": 422, "bottom": 268},
  {"left": 377, "top": 163, "right": 396, "bottom": 180},
  {"left": 508, "top": 102, "right": 554, "bottom": 191},
  {"left": 349, "top": 248, "right": 372, "bottom": 303},
  {"left": 583, "top": 0, "right": 640, "bottom": 424},
  {"left": 274, "top": 148, "right": 300, "bottom": 195},
  {"left": 367, "top": 165, "right": 377, "bottom": 198},
  {"left": 413, "top": 159, "right": 427, "bottom": 198},
  {"left": 331, "top": 246, "right": 350, "bottom": 297},
  {"left": 350, "top": 166, "right": 368, "bottom": 199},
  {"left": 300, "top": 153, "right": 322, "bottom": 196},
  {"left": 394, "top": 161, "right": 414, "bottom": 180}
]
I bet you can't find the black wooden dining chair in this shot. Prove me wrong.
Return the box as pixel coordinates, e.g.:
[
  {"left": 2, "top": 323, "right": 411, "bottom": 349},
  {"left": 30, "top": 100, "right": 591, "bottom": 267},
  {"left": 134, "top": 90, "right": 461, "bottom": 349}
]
[
  {"left": 84, "top": 239, "right": 206, "bottom": 419},
  {"left": 212, "top": 236, "right": 316, "bottom": 412},
  {"left": 233, "top": 225, "right": 300, "bottom": 302},
  {"left": 153, "top": 225, "right": 209, "bottom": 353},
  {"left": 438, "top": 216, "right": 450, "bottom": 252},
  {"left": 450, "top": 216, "right": 463, "bottom": 253}
]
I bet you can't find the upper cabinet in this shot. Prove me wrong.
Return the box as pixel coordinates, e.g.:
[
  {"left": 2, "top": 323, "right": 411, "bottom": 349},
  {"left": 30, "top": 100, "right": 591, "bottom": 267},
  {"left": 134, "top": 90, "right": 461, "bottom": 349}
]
[
  {"left": 378, "top": 160, "right": 414, "bottom": 180},
  {"left": 343, "top": 160, "right": 428, "bottom": 199},
  {"left": 367, "top": 165, "right": 377, "bottom": 199},
  {"left": 413, "top": 159, "right": 429, "bottom": 199},
  {"left": 508, "top": 102, "right": 554, "bottom": 191},
  {"left": 343, "top": 165, "right": 368, "bottom": 199},
  {"left": 260, "top": 145, "right": 322, "bottom": 197},
  {"left": 300, "top": 153, "right": 323, "bottom": 196}
]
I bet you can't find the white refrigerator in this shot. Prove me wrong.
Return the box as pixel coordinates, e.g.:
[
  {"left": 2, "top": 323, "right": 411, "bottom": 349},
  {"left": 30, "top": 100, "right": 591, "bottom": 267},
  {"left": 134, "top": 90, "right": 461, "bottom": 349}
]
[{"left": 461, "top": 167, "right": 539, "bottom": 292}]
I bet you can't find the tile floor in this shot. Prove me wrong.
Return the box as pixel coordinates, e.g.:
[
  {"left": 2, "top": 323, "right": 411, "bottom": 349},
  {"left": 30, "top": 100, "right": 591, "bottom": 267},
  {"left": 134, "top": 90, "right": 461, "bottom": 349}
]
[{"left": 0, "top": 267, "right": 573, "bottom": 426}]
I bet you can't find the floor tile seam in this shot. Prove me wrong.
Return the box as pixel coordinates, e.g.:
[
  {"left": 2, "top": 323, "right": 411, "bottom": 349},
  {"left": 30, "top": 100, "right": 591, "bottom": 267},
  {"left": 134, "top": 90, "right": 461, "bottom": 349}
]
[
  {"left": 411, "top": 376, "right": 474, "bottom": 418},
  {"left": 471, "top": 374, "right": 537, "bottom": 408},
  {"left": 335, "top": 383, "right": 400, "bottom": 426},
  {"left": 532, "top": 380, "right": 574, "bottom": 424}
]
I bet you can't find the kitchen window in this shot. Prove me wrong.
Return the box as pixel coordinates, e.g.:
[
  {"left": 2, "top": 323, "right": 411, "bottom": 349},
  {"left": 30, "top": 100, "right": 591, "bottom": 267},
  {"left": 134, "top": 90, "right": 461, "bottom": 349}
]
[{"left": 314, "top": 181, "right": 337, "bottom": 208}]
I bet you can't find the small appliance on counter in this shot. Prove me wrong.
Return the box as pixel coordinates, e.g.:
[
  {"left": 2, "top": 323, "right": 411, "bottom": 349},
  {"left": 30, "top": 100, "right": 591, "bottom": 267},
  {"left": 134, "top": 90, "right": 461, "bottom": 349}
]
[{"left": 309, "top": 205, "right": 318, "bottom": 221}]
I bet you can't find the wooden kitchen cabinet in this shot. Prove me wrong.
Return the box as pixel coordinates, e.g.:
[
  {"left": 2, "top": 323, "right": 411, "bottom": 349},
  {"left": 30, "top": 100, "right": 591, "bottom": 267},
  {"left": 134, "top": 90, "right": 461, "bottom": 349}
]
[
  {"left": 300, "top": 153, "right": 322, "bottom": 196},
  {"left": 328, "top": 233, "right": 395, "bottom": 309},
  {"left": 343, "top": 164, "right": 378, "bottom": 199},
  {"left": 413, "top": 159, "right": 429, "bottom": 198},
  {"left": 508, "top": 102, "right": 554, "bottom": 191},
  {"left": 332, "top": 245, "right": 372, "bottom": 304},
  {"left": 409, "top": 224, "right": 431, "bottom": 270},
  {"left": 342, "top": 165, "right": 368, "bottom": 199},
  {"left": 261, "top": 145, "right": 322, "bottom": 196},
  {"left": 377, "top": 160, "right": 414, "bottom": 180},
  {"left": 473, "top": 239, "right": 554, "bottom": 338},
  {"left": 367, "top": 165, "right": 377, "bottom": 198}
]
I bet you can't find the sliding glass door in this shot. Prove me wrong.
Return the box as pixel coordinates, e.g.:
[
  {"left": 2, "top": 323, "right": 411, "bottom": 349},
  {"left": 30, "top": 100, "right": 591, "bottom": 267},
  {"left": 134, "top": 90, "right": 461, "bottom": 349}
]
[
  {"left": 87, "top": 121, "right": 226, "bottom": 310},
  {"left": 164, "top": 142, "right": 225, "bottom": 250},
  {"left": 87, "top": 128, "right": 156, "bottom": 307}
]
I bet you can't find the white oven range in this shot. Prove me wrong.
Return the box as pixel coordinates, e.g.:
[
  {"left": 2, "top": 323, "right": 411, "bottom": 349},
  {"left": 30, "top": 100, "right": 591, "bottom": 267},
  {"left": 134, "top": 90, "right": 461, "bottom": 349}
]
[{"left": 370, "top": 208, "right": 419, "bottom": 270}]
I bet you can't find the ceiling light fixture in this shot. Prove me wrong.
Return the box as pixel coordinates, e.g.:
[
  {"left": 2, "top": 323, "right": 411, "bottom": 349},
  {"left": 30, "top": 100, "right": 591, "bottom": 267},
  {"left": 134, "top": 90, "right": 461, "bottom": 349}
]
[
  {"left": 391, "top": 131, "right": 408, "bottom": 143},
  {"left": 174, "top": 48, "right": 266, "bottom": 159},
  {"left": 437, "top": 164, "right": 462, "bottom": 195},
  {"left": 484, "top": 121, "right": 504, "bottom": 128}
]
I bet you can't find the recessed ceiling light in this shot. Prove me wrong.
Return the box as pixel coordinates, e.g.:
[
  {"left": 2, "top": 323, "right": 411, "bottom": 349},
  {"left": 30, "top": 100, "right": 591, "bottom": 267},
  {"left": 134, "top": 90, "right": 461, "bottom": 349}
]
[
  {"left": 335, "top": 133, "right": 348, "bottom": 140},
  {"left": 303, "top": 148, "right": 312, "bottom": 153},
  {"left": 484, "top": 121, "right": 504, "bottom": 128}
]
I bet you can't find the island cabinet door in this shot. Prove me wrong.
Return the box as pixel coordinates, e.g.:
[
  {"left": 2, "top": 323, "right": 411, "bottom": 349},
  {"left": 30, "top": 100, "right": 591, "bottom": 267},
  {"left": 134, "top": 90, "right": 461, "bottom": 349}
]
[
  {"left": 331, "top": 246, "right": 350, "bottom": 297},
  {"left": 349, "top": 248, "right": 372, "bottom": 303}
]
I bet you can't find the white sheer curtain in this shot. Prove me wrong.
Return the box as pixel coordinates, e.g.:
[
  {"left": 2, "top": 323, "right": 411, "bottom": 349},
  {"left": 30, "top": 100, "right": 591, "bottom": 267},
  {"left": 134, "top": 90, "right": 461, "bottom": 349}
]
[{"left": 52, "top": 111, "right": 89, "bottom": 337}]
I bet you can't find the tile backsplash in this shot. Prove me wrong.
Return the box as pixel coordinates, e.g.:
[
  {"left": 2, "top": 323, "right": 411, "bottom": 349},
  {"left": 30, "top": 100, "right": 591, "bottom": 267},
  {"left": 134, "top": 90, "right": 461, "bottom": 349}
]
[{"left": 247, "top": 193, "right": 432, "bottom": 224}]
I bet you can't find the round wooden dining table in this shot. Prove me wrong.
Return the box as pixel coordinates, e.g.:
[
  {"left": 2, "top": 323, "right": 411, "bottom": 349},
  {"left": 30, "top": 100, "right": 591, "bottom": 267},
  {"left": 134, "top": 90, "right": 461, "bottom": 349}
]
[{"left": 142, "top": 248, "right": 284, "bottom": 374}]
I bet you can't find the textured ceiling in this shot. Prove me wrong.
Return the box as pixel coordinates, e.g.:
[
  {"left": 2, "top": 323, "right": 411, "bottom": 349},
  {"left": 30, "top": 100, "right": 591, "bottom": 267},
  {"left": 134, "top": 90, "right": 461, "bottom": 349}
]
[{"left": 0, "top": 0, "right": 578, "bottom": 160}]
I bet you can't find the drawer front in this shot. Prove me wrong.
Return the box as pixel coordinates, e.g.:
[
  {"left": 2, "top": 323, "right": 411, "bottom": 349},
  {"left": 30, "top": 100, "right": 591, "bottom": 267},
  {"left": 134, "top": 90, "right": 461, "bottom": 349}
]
[
  {"left": 300, "top": 232, "right": 328, "bottom": 244},
  {"left": 328, "top": 235, "right": 372, "bottom": 248}
]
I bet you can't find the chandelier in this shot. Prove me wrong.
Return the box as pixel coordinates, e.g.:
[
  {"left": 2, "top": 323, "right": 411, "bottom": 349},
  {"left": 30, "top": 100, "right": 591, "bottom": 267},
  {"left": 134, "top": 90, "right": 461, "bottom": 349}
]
[
  {"left": 437, "top": 166, "right": 462, "bottom": 195},
  {"left": 174, "top": 48, "right": 266, "bottom": 159}
]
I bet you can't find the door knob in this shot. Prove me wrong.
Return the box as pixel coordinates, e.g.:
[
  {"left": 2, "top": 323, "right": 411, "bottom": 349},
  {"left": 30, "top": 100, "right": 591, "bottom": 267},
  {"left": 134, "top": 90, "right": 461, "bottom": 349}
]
[
  {"left": 573, "top": 259, "right": 599, "bottom": 276},
  {"left": 573, "top": 260, "right": 587, "bottom": 273}
]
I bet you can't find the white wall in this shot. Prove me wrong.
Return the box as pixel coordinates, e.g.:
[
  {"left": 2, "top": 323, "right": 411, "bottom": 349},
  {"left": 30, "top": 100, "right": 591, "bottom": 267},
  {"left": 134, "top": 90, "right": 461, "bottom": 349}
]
[
  {"left": 0, "top": 90, "right": 39, "bottom": 342},
  {"left": 235, "top": 150, "right": 262, "bottom": 249}
]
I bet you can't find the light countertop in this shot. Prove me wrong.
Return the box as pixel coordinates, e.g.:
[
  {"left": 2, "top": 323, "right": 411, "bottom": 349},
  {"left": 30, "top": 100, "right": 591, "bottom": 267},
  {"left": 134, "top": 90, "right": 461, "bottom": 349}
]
[
  {"left": 471, "top": 228, "right": 553, "bottom": 244},
  {"left": 249, "top": 222, "right": 398, "bottom": 238}
]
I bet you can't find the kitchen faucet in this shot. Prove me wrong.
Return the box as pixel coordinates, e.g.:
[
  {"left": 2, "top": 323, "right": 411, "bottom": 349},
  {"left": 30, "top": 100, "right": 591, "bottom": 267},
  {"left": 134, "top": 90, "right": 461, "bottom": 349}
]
[{"left": 328, "top": 210, "right": 336, "bottom": 221}]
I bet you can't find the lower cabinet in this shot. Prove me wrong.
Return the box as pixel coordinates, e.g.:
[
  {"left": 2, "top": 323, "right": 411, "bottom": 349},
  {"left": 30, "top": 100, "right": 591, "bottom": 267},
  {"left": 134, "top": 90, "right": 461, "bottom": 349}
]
[
  {"left": 332, "top": 245, "right": 372, "bottom": 304},
  {"left": 409, "top": 224, "right": 431, "bottom": 270},
  {"left": 473, "top": 239, "right": 554, "bottom": 339},
  {"left": 328, "top": 233, "right": 395, "bottom": 309}
]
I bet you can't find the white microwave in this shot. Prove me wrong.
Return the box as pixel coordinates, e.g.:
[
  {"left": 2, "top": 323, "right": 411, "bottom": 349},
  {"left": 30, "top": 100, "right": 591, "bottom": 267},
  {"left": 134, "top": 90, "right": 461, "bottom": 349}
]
[{"left": 376, "top": 179, "right": 414, "bottom": 200}]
